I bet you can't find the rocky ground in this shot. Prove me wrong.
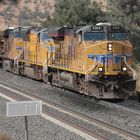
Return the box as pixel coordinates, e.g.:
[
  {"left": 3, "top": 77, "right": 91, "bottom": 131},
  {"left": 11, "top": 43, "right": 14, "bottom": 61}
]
[
  {"left": 0, "top": 97, "right": 85, "bottom": 140},
  {"left": 0, "top": 69, "right": 140, "bottom": 139}
]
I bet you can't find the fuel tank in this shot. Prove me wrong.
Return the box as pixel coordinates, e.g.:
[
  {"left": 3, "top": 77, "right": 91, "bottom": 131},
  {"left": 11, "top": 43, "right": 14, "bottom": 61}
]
[{"left": 59, "top": 72, "right": 75, "bottom": 88}]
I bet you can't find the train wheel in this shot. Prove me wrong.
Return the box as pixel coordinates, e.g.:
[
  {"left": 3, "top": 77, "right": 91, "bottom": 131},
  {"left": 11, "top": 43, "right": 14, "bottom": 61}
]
[
  {"left": 79, "top": 87, "right": 84, "bottom": 94},
  {"left": 43, "top": 74, "right": 48, "bottom": 83}
]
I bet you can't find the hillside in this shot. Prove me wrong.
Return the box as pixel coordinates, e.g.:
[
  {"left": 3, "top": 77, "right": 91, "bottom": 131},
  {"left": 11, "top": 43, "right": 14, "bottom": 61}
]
[
  {"left": 0, "top": 0, "right": 107, "bottom": 30},
  {"left": 0, "top": 0, "right": 55, "bottom": 30}
]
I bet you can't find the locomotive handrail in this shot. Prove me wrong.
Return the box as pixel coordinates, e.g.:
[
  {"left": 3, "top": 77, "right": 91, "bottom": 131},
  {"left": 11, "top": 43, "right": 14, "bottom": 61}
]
[
  {"left": 13, "top": 49, "right": 24, "bottom": 73},
  {"left": 14, "top": 49, "right": 24, "bottom": 65},
  {"left": 85, "top": 60, "right": 99, "bottom": 81},
  {"left": 43, "top": 53, "right": 54, "bottom": 73},
  {"left": 83, "top": 40, "right": 99, "bottom": 81},
  {"left": 123, "top": 56, "right": 137, "bottom": 80},
  {"left": 86, "top": 61, "right": 99, "bottom": 75}
]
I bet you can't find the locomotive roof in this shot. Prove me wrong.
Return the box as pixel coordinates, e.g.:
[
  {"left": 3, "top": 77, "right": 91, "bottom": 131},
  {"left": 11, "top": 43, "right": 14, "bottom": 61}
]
[
  {"left": 3, "top": 24, "right": 128, "bottom": 38},
  {"left": 96, "top": 22, "right": 111, "bottom": 26}
]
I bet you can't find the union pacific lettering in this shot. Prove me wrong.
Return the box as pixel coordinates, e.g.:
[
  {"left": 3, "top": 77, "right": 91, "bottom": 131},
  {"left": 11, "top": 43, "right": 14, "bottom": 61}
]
[{"left": 88, "top": 54, "right": 132, "bottom": 64}]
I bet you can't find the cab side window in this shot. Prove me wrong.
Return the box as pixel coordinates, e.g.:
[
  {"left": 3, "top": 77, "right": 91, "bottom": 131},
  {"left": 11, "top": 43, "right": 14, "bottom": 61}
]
[
  {"left": 41, "top": 33, "right": 52, "bottom": 43},
  {"left": 22, "top": 30, "right": 30, "bottom": 42}
]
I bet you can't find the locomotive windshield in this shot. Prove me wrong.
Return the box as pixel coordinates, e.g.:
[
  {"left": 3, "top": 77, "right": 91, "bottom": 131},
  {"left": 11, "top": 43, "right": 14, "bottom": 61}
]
[
  {"left": 84, "top": 32, "right": 105, "bottom": 41},
  {"left": 84, "top": 25, "right": 129, "bottom": 41},
  {"left": 13, "top": 30, "right": 30, "bottom": 41},
  {"left": 108, "top": 32, "right": 129, "bottom": 40},
  {"left": 14, "top": 32, "right": 22, "bottom": 38}
]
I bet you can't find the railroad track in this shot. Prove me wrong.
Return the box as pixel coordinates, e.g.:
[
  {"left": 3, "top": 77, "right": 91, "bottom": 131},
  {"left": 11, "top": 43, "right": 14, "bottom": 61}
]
[
  {"left": 0, "top": 81, "right": 140, "bottom": 140},
  {"left": 0, "top": 83, "right": 105, "bottom": 140},
  {"left": 116, "top": 99, "right": 140, "bottom": 111},
  {"left": 99, "top": 100, "right": 140, "bottom": 116},
  {"left": 1, "top": 70, "right": 140, "bottom": 115},
  {"left": 127, "top": 100, "right": 140, "bottom": 107}
]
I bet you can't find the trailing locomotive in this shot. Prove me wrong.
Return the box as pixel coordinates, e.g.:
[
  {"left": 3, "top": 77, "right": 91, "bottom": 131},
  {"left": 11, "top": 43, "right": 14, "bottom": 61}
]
[
  {"left": 0, "top": 23, "right": 136, "bottom": 99},
  {"left": 0, "top": 31, "right": 5, "bottom": 66}
]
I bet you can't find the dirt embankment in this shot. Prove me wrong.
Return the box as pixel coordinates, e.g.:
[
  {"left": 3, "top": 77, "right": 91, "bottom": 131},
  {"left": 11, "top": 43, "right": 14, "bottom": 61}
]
[{"left": 0, "top": 0, "right": 55, "bottom": 30}]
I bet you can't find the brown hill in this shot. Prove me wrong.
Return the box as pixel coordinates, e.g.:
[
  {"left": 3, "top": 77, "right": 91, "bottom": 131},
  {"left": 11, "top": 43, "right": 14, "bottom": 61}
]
[
  {"left": 0, "top": 0, "right": 106, "bottom": 30},
  {"left": 0, "top": 0, "right": 55, "bottom": 30}
]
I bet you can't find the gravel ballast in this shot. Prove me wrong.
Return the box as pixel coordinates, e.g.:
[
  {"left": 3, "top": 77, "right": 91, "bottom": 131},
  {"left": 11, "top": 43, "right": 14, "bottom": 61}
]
[
  {"left": 0, "top": 69, "right": 140, "bottom": 138},
  {"left": 0, "top": 97, "right": 86, "bottom": 140}
]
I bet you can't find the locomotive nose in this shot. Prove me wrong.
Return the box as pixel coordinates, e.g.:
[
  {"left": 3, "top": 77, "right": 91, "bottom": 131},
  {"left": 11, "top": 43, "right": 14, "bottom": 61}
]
[
  {"left": 94, "top": 41, "right": 133, "bottom": 75},
  {"left": 108, "top": 42, "right": 132, "bottom": 75}
]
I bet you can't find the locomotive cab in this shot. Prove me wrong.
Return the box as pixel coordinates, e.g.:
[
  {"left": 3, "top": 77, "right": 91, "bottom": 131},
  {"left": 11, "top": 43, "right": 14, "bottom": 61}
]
[
  {"left": 84, "top": 23, "right": 132, "bottom": 74},
  {"left": 80, "top": 23, "right": 136, "bottom": 99},
  {"left": 43, "top": 24, "right": 136, "bottom": 99}
]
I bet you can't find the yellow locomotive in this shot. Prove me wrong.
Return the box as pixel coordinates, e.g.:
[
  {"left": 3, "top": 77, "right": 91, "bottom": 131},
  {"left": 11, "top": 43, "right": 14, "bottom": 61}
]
[
  {"left": 0, "top": 31, "right": 5, "bottom": 65},
  {"left": 1, "top": 23, "right": 136, "bottom": 99}
]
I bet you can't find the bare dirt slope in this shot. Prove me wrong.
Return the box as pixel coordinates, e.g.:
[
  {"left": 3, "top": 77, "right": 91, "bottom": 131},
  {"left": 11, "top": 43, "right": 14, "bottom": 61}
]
[
  {"left": 0, "top": 0, "right": 55, "bottom": 30},
  {"left": 0, "top": 0, "right": 107, "bottom": 30}
]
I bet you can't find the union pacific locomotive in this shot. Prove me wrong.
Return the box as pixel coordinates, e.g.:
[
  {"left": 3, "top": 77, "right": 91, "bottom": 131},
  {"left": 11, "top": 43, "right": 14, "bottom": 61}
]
[{"left": 0, "top": 23, "right": 136, "bottom": 99}]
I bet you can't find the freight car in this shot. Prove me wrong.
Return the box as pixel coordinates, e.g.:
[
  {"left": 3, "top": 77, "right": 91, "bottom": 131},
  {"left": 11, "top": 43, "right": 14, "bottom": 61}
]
[{"left": 1, "top": 23, "right": 136, "bottom": 99}]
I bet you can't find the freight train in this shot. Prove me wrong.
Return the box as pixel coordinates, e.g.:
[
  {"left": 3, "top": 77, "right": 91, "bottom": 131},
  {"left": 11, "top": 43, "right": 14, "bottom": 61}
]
[{"left": 0, "top": 23, "right": 136, "bottom": 99}]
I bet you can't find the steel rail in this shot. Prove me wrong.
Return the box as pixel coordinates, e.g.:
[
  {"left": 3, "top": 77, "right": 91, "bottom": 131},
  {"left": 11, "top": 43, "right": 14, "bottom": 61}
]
[
  {"left": 127, "top": 100, "right": 140, "bottom": 107},
  {"left": 0, "top": 83, "right": 107, "bottom": 140},
  {"left": 100, "top": 100, "right": 140, "bottom": 116},
  {"left": 43, "top": 108, "right": 107, "bottom": 140},
  {"left": 0, "top": 81, "right": 140, "bottom": 140}
]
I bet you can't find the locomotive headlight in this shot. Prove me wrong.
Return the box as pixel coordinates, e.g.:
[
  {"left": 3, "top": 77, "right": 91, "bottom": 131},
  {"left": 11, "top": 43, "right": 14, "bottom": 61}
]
[
  {"left": 98, "top": 67, "right": 103, "bottom": 72},
  {"left": 108, "top": 43, "right": 113, "bottom": 51},
  {"left": 122, "top": 67, "right": 127, "bottom": 71}
]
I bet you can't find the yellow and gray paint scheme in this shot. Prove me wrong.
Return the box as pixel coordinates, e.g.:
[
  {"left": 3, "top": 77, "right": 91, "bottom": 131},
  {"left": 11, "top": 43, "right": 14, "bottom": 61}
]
[{"left": 1, "top": 23, "right": 136, "bottom": 99}]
